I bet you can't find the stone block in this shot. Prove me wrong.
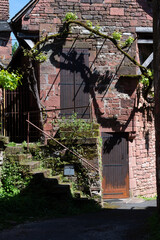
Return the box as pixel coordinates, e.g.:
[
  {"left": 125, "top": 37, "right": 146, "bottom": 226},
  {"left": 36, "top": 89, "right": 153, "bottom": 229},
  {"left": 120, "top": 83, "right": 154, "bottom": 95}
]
[
  {"left": 130, "top": 179, "right": 137, "bottom": 189},
  {"left": 110, "top": 8, "right": 124, "bottom": 16}
]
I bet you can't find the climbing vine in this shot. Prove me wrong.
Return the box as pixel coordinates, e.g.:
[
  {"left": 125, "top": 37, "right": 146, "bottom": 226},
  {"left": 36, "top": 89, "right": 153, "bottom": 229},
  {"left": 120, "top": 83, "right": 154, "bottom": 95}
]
[
  {"left": 23, "top": 12, "right": 153, "bottom": 103},
  {"left": 0, "top": 11, "right": 153, "bottom": 122}
]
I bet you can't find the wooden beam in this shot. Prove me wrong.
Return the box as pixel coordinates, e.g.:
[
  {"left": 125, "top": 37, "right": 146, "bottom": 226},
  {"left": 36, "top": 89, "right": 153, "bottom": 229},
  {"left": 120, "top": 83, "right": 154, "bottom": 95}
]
[
  {"left": 138, "top": 39, "right": 153, "bottom": 44},
  {"left": 136, "top": 27, "right": 153, "bottom": 33},
  {"left": 0, "top": 21, "right": 11, "bottom": 32},
  {"left": 138, "top": 52, "right": 153, "bottom": 74}
]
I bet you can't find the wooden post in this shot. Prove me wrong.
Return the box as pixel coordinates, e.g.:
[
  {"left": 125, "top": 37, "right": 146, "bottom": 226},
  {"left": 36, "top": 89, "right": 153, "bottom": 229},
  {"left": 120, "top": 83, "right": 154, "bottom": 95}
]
[{"left": 153, "top": 0, "right": 160, "bottom": 210}]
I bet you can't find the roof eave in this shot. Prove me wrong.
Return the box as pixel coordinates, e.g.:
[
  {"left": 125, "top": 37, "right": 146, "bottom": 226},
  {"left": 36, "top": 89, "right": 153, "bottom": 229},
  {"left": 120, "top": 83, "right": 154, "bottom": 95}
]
[
  {"left": 10, "top": 0, "right": 39, "bottom": 23},
  {"left": 0, "top": 21, "right": 11, "bottom": 32}
]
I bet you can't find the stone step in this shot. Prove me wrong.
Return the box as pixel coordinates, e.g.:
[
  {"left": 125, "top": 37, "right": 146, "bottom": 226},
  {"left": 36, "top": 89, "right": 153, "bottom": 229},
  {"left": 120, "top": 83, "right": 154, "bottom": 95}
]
[
  {"left": 44, "top": 177, "right": 59, "bottom": 186},
  {"left": 0, "top": 135, "right": 9, "bottom": 150},
  {"left": 17, "top": 153, "right": 32, "bottom": 162},
  {"left": 29, "top": 173, "right": 71, "bottom": 197},
  {"left": 30, "top": 168, "right": 52, "bottom": 178},
  {"left": 73, "top": 197, "right": 89, "bottom": 206},
  {"left": 45, "top": 184, "right": 71, "bottom": 194},
  {"left": 74, "top": 191, "right": 81, "bottom": 198},
  {"left": 5, "top": 146, "right": 24, "bottom": 155},
  {"left": 28, "top": 172, "right": 59, "bottom": 186},
  {"left": 42, "top": 177, "right": 71, "bottom": 195},
  {"left": 20, "top": 161, "right": 41, "bottom": 171},
  {"left": 50, "top": 175, "right": 61, "bottom": 181},
  {"left": 5, "top": 153, "right": 32, "bottom": 162}
]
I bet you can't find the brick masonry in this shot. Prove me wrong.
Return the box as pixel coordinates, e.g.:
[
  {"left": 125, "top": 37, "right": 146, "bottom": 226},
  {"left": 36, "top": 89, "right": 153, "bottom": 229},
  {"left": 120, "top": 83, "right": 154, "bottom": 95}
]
[
  {"left": 0, "top": 0, "right": 11, "bottom": 107},
  {"left": 0, "top": 0, "right": 11, "bottom": 66},
  {"left": 19, "top": 0, "right": 156, "bottom": 197},
  {"left": 0, "top": 0, "right": 9, "bottom": 20}
]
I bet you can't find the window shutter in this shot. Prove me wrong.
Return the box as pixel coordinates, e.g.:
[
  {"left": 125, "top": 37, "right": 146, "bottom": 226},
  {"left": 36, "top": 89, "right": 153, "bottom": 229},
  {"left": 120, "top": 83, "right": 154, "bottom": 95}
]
[{"left": 60, "top": 48, "right": 90, "bottom": 119}]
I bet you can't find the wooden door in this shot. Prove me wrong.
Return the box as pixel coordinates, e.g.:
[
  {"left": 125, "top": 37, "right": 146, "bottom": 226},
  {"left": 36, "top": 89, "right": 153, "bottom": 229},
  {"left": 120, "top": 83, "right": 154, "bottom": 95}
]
[
  {"left": 102, "top": 132, "right": 129, "bottom": 199},
  {"left": 60, "top": 48, "right": 90, "bottom": 119}
]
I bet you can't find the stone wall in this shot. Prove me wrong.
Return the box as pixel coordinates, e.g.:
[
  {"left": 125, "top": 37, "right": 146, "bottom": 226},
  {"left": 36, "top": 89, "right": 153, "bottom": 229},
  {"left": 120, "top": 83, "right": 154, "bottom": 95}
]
[
  {"left": 0, "top": 36, "right": 11, "bottom": 66},
  {"left": 20, "top": 0, "right": 153, "bottom": 122},
  {"left": 0, "top": 0, "right": 11, "bottom": 67},
  {"left": 129, "top": 107, "right": 156, "bottom": 197},
  {"left": 0, "top": 0, "right": 9, "bottom": 20},
  {"left": 19, "top": 0, "right": 156, "bottom": 197}
]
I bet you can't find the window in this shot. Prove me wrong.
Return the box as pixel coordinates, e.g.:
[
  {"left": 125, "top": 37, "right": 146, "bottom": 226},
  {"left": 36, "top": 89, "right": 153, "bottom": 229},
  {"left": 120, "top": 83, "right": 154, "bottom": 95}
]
[{"left": 136, "top": 27, "right": 153, "bottom": 74}]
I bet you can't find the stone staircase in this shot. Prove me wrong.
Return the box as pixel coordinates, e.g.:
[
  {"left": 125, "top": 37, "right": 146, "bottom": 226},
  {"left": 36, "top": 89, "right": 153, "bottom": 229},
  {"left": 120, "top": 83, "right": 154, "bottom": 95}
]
[
  {"left": 5, "top": 146, "right": 73, "bottom": 198},
  {"left": 4, "top": 145, "right": 101, "bottom": 203}
]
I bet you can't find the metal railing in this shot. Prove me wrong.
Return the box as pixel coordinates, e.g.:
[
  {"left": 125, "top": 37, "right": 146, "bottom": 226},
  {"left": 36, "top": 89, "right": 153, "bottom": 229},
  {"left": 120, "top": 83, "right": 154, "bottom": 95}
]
[{"left": 26, "top": 119, "right": 99, "bottom": 172}]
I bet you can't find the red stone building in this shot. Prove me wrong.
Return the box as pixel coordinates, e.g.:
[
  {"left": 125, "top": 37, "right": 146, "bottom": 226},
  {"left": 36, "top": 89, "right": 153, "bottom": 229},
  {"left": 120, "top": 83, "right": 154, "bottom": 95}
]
[
  {"left": 0, "top": 0, "right": 11, "bottom": 70},
  {"left": 0, "top": 0, "right": 11, "bottom": 133},
  {"left": 7, "top": 0, "right": 156, "bottom": 199}
]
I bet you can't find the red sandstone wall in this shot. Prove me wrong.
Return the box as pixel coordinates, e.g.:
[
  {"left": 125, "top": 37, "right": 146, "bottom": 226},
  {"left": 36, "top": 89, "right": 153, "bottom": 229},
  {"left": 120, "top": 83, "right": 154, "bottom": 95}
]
[
  {"left": 0, "top": 0, "right": 9, "bottom": 20},
  {"left": 0, "top": 0, "right": 11, "bottom": 66},
  {"left": 0, "top": 37, "right": 12, "bottom": 66},
  {"left": 20, "top": 0, "right": 156, "bottom": 197},
  {"left": 21, "top": 0, "right": 153, "bottom": 116},
  {"left": 129, "top": 109, "right": 156, "bottom": 197}
]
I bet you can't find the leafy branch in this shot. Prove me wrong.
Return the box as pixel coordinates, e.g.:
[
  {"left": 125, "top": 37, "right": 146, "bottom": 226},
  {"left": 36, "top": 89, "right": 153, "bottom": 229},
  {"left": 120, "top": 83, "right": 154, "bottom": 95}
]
[
  {"left": 0, "top": 69, "right": 22, "bottom": 90},
  {"left": 8, "top": 12, "right": 153, "bottom": 102},
  {"left": 30, "top": 13, "right": 148, "bottom": 76}
]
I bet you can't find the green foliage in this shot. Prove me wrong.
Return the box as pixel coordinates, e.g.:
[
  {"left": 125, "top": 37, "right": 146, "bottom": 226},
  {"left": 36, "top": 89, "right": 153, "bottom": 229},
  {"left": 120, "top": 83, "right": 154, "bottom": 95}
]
[
  {"left": 51, "top": 114, "right": 99, "bottom": 194},
  {"left": 86, "top": 20, "right": 93, "bottom": 28},
  {"left": 6, "top": 141, "right": 16, "bottom": 147},
  {"left": 29, "top": 144, "right": 43, "bottom": 161},
  {"left": 124, "top": 36, "right": 134, "bottom": 46},
  {"left": 0, "top": 69, "right": 22, "bottom": 90},
  {"left": 57, "top": 113, "right": 94, "bottom": 139},
  {"left": 63, "top": 12, "right": 78, "bottom": 21},
  {"left": 138, "top": 195, "right": 157, "bottom": 201},
  {"left": 12, "top": 42, "right": 19, "bottom": 55},
  {"left": 1, "top": 159, "right": 32, "bottom": 196},
  {"left": 23, "top": 49, "right": 47, "bottom": 63},
  {"left": 112, "top": 31, "right": 122, "bottom": 41},
  {"left": 86, "top": 21, "right": 101, "bottom": 33},
  {"left": 140, "top": 69, "right": 153, "bottom": 88},
  {"left": 94, "top": 24, "right": 101, "bottom": 32},
  {"left": 21, "top": 140, "right": 27, "bottom": 148}
]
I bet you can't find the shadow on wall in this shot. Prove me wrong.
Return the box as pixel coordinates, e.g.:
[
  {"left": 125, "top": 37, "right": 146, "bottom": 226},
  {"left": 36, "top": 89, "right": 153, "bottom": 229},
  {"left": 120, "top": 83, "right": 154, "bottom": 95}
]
[
  {"left": 41, "top": 40, "right": 139, "bottom": 132},
  {"left": 103, "top": 133, "right": 122, "bottom": 154},
  {"left": 136, "top": 0, "right": 153, "bottom": 16},
  {"left": 41, "top": 38, "right": 154, "bottom": 138}
]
